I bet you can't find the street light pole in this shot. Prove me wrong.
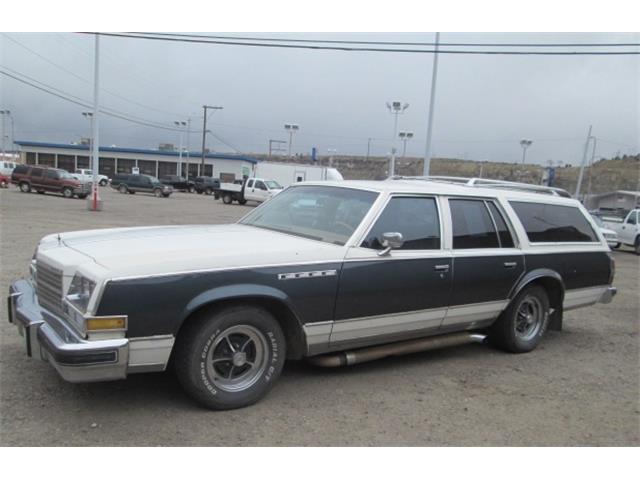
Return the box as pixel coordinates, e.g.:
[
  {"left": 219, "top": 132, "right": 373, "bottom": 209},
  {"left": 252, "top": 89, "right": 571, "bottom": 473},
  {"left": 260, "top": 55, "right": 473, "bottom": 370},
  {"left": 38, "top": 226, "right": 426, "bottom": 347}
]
[
  {"left": 520, "top": 139, "right": 533, "bottom": 164},
  {"left": 386, "top": 101, "right": 409, "bottom": 177},
  {"left": 399, "top": 131, "right": 414, "bottom": 158},
  {"left": 327, "top": 148, "right": 337, "bottom": 167},
  {"left": 284, "top": 124, "right": 299, "bottom": 158},
  {"left": 0, "top": 109, "right": 8, "bottom": 158},
  {"left": 89, "top": 33, "right": 101, "bottom": 211},
  {"left": 201, "top": 105, "right": 223, "bottom": 175},
  {"left": 82, "top": 111, "right": 93, "bottom": 170},
  {"left": 423, "top": 32, "right": 440, "bottom": 177},
  {"left": 174, "top": 121, "right": 187, "bottom": 176},
  {"left": 575, "top": 125, "right": 594, "bottom": 200}
]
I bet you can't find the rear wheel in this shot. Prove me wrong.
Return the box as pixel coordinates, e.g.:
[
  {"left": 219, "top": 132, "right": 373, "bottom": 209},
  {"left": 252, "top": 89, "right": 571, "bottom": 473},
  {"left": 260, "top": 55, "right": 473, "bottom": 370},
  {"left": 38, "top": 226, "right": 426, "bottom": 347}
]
[
  {"left": 489, "top": 285, "right": 550, "bottom": 353},
  {"left": 174, "top": 305, "right": 286, "bottom": 410},
  {"left": 118, "top": 184, "right": 128, "bottom": 194},
  {"left": 36, "top": 190, "right": 45, "bottom": 194},
  {"left": 238, "top": 199, "right": 247, "bottom": 205},
  {"left": 188, "top": 185, "right": 195, "bottom": 193},
  {"left": 99, "top": 179, "right": 108, "bottom": 186},
  {"left": 77, "top": 193, "right": 88, "bottom": 199},
  {"left": 205, "top": 187, "right": 212, "bottom": 195},
  {"left": 20, "top": 182, "right": 31, "bottom": 193},
  {"left": 635, "top": 237, "right": 640, "bottom": 255},
  {"left": 222, "top": 193, "right": 232, "bottom": 204},
  {"left": 62, "top": 187, "right": 73, "bottom": 198}
]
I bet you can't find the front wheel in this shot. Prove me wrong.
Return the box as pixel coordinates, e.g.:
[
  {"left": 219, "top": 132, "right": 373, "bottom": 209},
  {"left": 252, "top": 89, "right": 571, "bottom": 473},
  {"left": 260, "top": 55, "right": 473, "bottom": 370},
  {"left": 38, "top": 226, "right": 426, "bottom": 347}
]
[
  {"left": 222, "top": 193, "right": 232, "bottom": 204},
  {"left": 188, "top": 185, "right": 195, "bottom": 193},
  {"left": 205, "top": 187, "right": 212, "bottom": 195},
  {"left": 635, "top": 237, "right": 640, "bottom": 255},
  {"left": 153, "top": 188, "right": 163, "bottom": 198},
  {"left": 174, "top": 305, "right": 286, "bottom": 410},
  {"left": 20, "top": 182, "right": 31, "bottom": 193},
  {"left": 489, "top": 285, "right": 550, "bottom": 353},
  {"left": 118, "top": 184, "right": 128, "bottom": 194},
  {"left": 238, "top": 198, "right": 247, "bottom": 205},
  {"left": 77, "top": 194, "right": 88, "bottom": 199},
  {"left": 62, "top": 187, "right": 73, "bottom": 198},
  {"left": 99, "top": 179, "right": 108, "bottom": 186}
]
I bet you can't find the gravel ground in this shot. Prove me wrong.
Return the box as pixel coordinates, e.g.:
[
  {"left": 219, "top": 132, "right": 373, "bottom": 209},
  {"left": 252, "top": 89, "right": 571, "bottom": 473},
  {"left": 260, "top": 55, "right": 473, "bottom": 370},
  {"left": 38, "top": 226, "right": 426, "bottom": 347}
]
[{"left": 1, "top": 186, "right": 638, "bottom": 446}]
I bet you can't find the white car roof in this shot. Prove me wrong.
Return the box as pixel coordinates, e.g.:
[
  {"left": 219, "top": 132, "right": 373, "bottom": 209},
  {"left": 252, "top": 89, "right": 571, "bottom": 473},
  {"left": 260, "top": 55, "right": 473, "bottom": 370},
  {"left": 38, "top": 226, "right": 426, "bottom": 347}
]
[{"left": 296, "top": 179, "right": 582, "bottom": 207}]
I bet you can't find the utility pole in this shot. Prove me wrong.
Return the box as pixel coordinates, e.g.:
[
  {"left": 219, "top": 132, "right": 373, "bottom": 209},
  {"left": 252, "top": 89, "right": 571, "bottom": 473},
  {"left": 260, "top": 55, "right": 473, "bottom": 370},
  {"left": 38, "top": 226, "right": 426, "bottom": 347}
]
[
  {"left": 185, "top": 118, "right": 191, "bottom": 179},
  {"left": 201, "top": 105, "right": 223, "bottom": 175},
  {"left": 88, "top": 34, "right": 102, "bottom": 211},
  {"left": 575, "top": 125, "right": 593, "bottom": 200},
  {"left": 366, "top": 137, "right": 371, "bottom": 162},
  {"left": 423, "top": 32, "right": 440, "bottom": 177},
  {"left": 0, "top": 109, "right": 7, "bottom": 158},
  {"left": 327, "top": 148, "right": 337, "bottom": 167},
  {"left": 82, "top": 111, "right": 93, "bottom": 169}
]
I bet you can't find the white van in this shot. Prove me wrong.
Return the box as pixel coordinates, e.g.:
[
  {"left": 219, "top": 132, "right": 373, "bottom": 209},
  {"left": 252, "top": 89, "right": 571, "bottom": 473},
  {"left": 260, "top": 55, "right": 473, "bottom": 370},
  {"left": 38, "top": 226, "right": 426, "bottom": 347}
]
[{"left": 0, "top": 160, "right": 17, "bottom": 176}]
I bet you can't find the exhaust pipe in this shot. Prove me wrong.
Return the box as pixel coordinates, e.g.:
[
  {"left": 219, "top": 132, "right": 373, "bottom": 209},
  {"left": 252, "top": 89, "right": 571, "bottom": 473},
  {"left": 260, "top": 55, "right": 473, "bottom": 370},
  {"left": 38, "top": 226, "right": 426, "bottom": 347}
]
[{"left": 307, "top": 332, "right": 487, "bottom": 367}]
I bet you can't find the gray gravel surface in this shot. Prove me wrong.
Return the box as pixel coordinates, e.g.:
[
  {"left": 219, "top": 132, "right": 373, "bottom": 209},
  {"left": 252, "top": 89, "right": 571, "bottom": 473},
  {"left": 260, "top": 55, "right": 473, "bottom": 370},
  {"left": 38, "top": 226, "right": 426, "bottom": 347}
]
[{"left": 1, "top": 187, "right": 638, "bottom": 446}]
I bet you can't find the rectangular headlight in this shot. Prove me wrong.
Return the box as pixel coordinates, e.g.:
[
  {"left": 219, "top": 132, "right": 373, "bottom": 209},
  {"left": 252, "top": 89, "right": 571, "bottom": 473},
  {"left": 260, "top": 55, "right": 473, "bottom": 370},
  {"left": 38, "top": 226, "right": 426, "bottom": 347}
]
[{"left": 65, "top": 273, "right": 96, "bottom": 314}]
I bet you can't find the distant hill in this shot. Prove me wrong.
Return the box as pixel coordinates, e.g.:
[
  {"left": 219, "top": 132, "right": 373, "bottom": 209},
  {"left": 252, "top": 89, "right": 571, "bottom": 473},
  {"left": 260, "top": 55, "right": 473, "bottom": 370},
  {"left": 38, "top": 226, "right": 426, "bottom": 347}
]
[{"left": 253, "top": 153, "right": 639, "bottom": 194}]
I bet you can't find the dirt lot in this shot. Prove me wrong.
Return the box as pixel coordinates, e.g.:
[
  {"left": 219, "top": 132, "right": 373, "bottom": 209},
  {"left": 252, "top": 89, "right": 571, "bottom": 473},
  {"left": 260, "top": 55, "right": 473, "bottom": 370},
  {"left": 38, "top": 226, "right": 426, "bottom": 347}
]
[{"left": 1, "top": 186, "right": 638, "bottom": 446}]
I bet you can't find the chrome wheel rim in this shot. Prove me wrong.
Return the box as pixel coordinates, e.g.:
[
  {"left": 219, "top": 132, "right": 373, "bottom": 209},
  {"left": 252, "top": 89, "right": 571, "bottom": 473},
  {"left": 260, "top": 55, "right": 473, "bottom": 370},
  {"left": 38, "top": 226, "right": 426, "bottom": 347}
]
[
  {"left": 515, "top": 295, "right": 544, "bottom": 341},
  {"left": 205, "top": 325, "right": 269, "bottom": 393}
]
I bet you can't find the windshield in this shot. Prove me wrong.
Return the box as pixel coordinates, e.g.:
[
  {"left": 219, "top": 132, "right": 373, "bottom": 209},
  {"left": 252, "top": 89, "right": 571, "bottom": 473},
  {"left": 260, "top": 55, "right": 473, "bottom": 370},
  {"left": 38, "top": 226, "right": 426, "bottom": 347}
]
[
  {"left": 240, "top": 185, "right": 378, "bottom": 245},
  {"left": 60, "top": 171, "right": 75, "bottom": 179},
  {"left": 265, "top": 180, "right": 283, "bottom": 190},
  {"left": 147, "top": 176, "right": 160, "bottom": 183}
]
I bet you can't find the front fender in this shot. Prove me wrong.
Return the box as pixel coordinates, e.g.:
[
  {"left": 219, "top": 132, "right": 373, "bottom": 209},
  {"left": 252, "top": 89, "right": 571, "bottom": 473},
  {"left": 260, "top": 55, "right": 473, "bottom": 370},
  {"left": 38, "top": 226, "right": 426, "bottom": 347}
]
[{"left": 181, "top": 283, "right": 302, "bottom": 326}]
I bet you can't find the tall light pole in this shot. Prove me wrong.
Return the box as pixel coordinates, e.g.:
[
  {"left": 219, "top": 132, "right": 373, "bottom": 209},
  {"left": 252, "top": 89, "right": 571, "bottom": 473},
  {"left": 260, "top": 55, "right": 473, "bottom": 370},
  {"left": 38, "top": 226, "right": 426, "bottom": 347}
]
[
  {"left": 423, "top": 32, "right": 440, "bottom": 177},
  {"left": 575, "top": 125, "right": 594, "bottom": 200},
  {"left": 284, "top": 123, "right": 299, "bottom": 158},
  {"left": 201, "top": 105, "right": 223, "bottom": 175},
  {"left": 0, "top": 109, "right": 10, "bottom": 158},
  {"left": 185, "top": 117, "right": 191, "bottom": 179},
  {"left": 82, "top": 112, "right": 93, "bottom": 168},
  {"left": 174, "top": 121, "right": 187, "bottom": 176},
  {"left": 520, "top": 139, "right": 533, "bottom": 164},
  {"left": 399, "top": 131, "right": 414, "bottom": 158},
  {"left": 386, "top": 101, "right": 409, "bottom": 177},
  {"left": 89, "top": 34, "right": 101, "bottom": 211},
  {"left": 327, "top": 148, "right": 337, "bottom": 167}
]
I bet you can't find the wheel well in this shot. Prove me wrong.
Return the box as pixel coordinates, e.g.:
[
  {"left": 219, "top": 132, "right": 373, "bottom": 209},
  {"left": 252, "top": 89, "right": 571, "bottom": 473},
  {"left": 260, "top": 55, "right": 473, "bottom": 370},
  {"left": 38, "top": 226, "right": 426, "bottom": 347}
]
[
  {"left": 525, "top": 277, "right": 564, "bottom": 331},
  {"left": 176, "top": 297, "right": 307, "bottom": 360}
]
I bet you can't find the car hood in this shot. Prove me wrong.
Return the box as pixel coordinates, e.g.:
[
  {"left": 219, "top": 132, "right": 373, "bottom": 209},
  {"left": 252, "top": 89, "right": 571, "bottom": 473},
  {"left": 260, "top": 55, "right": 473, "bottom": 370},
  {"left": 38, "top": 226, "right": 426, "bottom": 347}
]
[{"left": 38, "top": 224, "right": 344, "bottom": 279}]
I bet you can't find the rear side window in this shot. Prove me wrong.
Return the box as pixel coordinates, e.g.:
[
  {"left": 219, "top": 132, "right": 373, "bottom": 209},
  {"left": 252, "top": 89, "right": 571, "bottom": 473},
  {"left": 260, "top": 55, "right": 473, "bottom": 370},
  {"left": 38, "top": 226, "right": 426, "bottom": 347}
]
[
  {"left": 31, "top": 167, "right": 44, "bottom": 178},
  {"left": 449, "top": 199, "right": 500, "bottom": 249},
  {"left": 362, "top": 197, "right": 440, "bottom": 250},
  {"left": 510, "top": 201, "right": 598, "bottom": 243}
]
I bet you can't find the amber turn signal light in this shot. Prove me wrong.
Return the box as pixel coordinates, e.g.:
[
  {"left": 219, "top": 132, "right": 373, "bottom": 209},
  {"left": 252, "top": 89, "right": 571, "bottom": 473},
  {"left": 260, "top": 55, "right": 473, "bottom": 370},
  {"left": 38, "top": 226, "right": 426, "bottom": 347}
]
[{"left": 86, "top": 316, "right": 127, "bottom": 331}]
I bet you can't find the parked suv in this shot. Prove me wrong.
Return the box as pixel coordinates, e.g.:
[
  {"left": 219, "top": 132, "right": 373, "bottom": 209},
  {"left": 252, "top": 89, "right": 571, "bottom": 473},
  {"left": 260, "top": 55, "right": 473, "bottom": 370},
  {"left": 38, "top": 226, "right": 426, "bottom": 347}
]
[
  {"left": 111, "top": 173, "right": 172, "bottom": 197},
  {"left": 159, "top": 175, "right": 195, "bottom": 193},
  {"left": 11, "top": 164, "right": 90, "bottom": 199},
  {"left": 8, "top": 178, "right": 616, "bottom": 410},
  {"left": 194, "top": 176, "right": 221, "bottom": 195}
]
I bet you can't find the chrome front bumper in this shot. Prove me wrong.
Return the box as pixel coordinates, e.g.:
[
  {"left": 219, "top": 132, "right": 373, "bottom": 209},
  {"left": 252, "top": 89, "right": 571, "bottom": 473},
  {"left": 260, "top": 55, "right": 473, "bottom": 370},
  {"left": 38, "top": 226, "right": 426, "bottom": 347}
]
[{"left": 8, "top": 279, "right": 129, "bottom": 383}]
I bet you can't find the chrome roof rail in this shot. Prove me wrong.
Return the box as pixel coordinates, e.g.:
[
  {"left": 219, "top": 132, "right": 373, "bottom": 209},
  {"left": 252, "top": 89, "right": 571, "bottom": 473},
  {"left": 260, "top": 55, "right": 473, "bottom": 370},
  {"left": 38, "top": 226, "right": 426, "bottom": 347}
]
[{"left": 391, "top": 175, "right": 572, "bottom": 198}]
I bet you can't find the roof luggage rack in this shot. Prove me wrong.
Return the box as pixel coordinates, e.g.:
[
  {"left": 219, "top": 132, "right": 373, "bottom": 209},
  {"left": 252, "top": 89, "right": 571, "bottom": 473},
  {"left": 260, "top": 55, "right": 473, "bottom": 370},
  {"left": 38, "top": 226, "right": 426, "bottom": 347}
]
[{"left": 391, "top": 175, "right": 572, "bottom": 198}]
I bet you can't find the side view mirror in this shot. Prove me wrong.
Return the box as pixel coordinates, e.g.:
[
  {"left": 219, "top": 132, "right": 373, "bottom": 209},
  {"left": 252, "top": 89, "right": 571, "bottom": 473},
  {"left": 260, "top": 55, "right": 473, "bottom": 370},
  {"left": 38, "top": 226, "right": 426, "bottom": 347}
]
[{"left": 377, "top": 232, "right": 404, "bottom": 257}]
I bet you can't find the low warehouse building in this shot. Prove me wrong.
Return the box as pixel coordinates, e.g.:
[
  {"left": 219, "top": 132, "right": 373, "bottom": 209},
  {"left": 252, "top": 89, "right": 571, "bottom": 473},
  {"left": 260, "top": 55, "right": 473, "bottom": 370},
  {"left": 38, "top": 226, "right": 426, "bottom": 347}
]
[
  {"left": 15, "top": 141, "right": 259, "bottom": 182},
  {"left": 586, "top": 190, "right": 640, "bottom": 214}
]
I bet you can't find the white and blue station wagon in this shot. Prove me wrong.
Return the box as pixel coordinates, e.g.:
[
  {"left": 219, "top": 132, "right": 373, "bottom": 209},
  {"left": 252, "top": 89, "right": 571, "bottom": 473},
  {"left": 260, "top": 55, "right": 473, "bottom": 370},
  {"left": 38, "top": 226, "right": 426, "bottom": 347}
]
[{"left": 8, "top": 177, "right": 617, "bottom": 409}]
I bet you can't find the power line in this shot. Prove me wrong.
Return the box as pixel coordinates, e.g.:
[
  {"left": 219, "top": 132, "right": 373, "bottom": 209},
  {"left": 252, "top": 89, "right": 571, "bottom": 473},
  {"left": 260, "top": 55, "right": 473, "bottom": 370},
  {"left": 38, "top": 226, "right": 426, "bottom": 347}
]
[
  {"left": 139, "top": 32, "right": 640, "bottom": 48},
  {"left": 86, "top": 32, "right": 640, "bottom": 55},
  {"left": 2, "top": 33, "right": 189, "bottom": 118},
  {"left": 0, "top": 67, "right": 183, "bottom": 132}
]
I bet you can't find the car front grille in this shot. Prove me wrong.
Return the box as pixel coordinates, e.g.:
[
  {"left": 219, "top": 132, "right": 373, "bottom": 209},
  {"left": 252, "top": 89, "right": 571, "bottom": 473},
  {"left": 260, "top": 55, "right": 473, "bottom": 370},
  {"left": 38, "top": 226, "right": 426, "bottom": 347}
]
[{"left": 36, "top": 261, "right": 65, "bottom": 317}]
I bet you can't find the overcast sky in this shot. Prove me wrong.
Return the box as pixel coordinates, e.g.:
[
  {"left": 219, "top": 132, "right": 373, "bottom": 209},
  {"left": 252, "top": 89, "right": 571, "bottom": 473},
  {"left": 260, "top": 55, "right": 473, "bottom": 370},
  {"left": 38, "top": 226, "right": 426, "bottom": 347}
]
[{"left": 1, "top": 32, "right": 638, "bottom": 165}]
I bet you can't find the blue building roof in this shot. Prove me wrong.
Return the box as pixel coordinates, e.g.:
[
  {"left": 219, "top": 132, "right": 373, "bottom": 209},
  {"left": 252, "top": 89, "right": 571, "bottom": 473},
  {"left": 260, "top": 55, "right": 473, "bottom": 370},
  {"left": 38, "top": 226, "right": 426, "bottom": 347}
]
[{"left": 15, "top": 140, "right": 260, "bottom": 164}]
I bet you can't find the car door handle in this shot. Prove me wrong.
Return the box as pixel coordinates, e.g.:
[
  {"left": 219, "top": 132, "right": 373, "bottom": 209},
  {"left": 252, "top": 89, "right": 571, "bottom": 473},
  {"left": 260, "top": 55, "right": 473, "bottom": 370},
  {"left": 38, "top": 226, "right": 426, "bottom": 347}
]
[
  {"left": 503, "top": 261, "right": 518, "bottom": 268},
  {"left": 434, "top": 264, "right": 450, "bottom": 271}
]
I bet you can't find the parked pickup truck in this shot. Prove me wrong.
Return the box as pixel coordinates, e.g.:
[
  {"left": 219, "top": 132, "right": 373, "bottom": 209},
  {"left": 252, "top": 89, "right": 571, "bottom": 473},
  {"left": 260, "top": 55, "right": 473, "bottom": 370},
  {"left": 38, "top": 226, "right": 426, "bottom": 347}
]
[
  {"left": 215, "top": 177, "right": 283, "bottom": 205},
  {"left": 159, "top": 175, "right": 196, "bottom": 193},
  {"left": 11, "top": 164, "right": 91, "bottom": 199},
  {"left": 603, "top": 209, "right": 640, "bottom": 254},
  {"left": 72, "top": 169, "right": 109, "bottom": 186},
  {"left": 8, "top": 178, "right": 616, "bottom": 410}
]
